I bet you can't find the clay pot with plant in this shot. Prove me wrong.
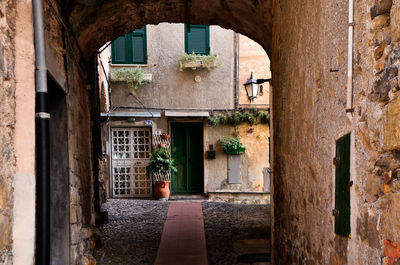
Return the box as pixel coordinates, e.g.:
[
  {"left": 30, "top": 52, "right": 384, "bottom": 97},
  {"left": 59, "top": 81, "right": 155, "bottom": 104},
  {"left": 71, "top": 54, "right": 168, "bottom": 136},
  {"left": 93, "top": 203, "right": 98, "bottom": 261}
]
[{"left": 147, "top": 147, "right": 177, "bottom": 200}]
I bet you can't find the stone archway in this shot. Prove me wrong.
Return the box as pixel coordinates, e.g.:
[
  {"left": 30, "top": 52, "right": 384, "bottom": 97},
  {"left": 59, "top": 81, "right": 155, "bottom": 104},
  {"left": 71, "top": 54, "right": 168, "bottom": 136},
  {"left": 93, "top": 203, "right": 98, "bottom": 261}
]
[{"left": 65, "top": 0, "right": 273, "bottom": 58}]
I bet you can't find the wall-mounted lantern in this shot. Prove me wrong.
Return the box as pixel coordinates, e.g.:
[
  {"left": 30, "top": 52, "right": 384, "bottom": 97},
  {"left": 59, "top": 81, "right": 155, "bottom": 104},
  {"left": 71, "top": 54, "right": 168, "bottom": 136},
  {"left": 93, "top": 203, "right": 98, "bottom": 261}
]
[{"left": 243, "top": 72, "right": 272, "bottom": 102}]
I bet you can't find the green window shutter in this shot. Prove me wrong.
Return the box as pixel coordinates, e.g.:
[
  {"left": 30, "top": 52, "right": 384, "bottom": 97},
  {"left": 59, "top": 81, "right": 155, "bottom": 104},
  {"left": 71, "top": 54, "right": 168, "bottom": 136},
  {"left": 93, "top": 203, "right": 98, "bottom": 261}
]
[
  {"left": 111, "top": 26, "right": 147, "bottom": 64},
  {"left": 131, "top": 26, "right": 147, "bottom": 64},
  {"left": 185, "top": 25, "right": 210, "bottom": 55},
  {"left": 334, "top": 133, "right": 351, "bottom": 237},
  {"left": 111, "top": 36, "right": 127, "bottom": 63}
]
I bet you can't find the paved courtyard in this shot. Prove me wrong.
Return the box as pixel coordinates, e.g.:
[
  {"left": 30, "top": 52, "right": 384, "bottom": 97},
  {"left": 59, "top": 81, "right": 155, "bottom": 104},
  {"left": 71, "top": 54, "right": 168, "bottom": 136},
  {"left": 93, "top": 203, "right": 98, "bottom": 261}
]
[{"left": 97, "top": 199, "right": 270, "bottom": 265}]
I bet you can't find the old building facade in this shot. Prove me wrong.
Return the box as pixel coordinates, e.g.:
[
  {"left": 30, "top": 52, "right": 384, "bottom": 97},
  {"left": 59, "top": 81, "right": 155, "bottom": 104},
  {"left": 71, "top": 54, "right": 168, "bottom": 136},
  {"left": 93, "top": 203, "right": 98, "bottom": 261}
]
[
  {"left": 0, "top": 0, "right": 400, "bottom": 264},
  {"left": 98, "top": 23, "right": 271, "bottom": 203}
]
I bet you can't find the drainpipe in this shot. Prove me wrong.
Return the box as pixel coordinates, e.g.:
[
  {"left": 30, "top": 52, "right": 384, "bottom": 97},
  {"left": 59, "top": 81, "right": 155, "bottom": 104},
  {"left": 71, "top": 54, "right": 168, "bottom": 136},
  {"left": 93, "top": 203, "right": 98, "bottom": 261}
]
[
  {"left": 346, "top": 0, "right": 354, "bottom": 122},
  {"left": 33, "top": 0, "right": 50, "bottom": 263}
]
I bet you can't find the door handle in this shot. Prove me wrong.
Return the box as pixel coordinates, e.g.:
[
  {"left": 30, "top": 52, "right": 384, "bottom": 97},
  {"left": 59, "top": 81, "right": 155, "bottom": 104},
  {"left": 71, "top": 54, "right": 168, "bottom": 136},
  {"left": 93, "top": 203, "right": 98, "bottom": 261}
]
[{"left": 332, "top": 209, "right": 340, "bottom": 217}]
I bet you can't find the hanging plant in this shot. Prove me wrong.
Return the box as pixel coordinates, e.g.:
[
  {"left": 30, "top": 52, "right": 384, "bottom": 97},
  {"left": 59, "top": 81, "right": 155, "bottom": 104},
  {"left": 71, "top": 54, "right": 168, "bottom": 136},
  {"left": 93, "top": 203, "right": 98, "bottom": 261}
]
[
  {"left": 243, "top": 112, "right": 256, "bottom": 126},
  {"left": 220, "top": 137, "right": 246, "bottom": 155},
  {"left": 207, "top": 110, "right": 270, "bottom": 127},
  {"left": 110, "top": 67, "right": 144, "bottom": 95},
  {"left": 259, "top": 111, "right": 270, "bottom": 124},
  {"left": 228, "top": 111, "right": 244, "bottom": 126},
  {"left": 178, "top": 52, "right": 221, "bottom": 71}
]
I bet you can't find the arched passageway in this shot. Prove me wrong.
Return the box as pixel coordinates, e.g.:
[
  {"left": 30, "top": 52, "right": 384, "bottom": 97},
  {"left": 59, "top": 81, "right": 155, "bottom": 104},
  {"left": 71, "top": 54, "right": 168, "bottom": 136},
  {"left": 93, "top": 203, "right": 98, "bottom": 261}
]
[
  {"left": 66, "top": 0, "right": 273, "bottom": 58},
  {"left": 6, "top": 0, "right": 400, "bottom": 264}
]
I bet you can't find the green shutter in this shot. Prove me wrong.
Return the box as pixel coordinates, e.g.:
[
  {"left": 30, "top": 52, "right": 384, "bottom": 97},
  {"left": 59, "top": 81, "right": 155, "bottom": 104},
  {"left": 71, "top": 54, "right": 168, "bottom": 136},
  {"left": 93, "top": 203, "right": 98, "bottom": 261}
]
[
  {"left": 131, "top": 26, "right": 147, "bottom": 64},
  {"left": 185, "top": 25, "right": 210, "bottom": 55},
  {"left": 111, "top": 26, "right": 147, "bottom": 64},
  {"left": 334, "top": 133, "right": 351, "bottom": 237},
  {"left": 111, "top": 36, "right": 127, "bottom": 63}
]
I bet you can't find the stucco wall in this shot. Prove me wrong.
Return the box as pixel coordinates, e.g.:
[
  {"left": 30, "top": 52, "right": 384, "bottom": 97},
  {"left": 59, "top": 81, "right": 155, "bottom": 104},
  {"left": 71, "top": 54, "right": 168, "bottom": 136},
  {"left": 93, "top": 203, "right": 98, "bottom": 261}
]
[
  {"left": 238, "top": 34, "right": 271, "bottom": 107},
  {"left": 204, "top": 123, "right": 269, "bottom": 194},
  {"left": 108, "top": 23, "right": 235, "bottom": 110}
]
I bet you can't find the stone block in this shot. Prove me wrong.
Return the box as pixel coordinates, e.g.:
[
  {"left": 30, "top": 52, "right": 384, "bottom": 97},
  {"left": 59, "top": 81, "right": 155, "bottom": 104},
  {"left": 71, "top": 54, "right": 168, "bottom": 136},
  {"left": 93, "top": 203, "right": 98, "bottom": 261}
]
[
  {"left": 384, "top": 97, "right": 400, "bottom": 149},
  {"left": 371, "top": 14, "right": 390, "bottom": 32},
  {"left": 379, "top": 193, "right": 400, "bottom": 242},
  {"left": 371, "top": 0, "right": 393, "bottom": 19},
  {"left": 357, "top": 209, "right": 380, "bottom": 248},
  {"left": 384, "top": 240, "right": 400, "bottom": 259},
  {"left": 81, "top": 255, "right": 97, "bottom": 265},
  {"left": 0, "top": 214, "right": 10, "bottom": 249},
  {"left": 70, "top": 205, "right": 78, "bottom": 224},
  {"left": 391, "top": 1, "right": 400, "bottom": 42}
]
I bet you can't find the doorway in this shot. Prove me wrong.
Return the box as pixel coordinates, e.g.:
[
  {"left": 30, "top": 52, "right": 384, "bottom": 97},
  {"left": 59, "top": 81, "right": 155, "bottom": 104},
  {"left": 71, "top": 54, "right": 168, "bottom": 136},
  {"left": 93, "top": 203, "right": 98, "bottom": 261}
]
[
  {"left": 171, "top": 122, "right": 204, "bottom": 194},
  {"left": 110, "top": 127, "right": 152, "bottom": 198}
]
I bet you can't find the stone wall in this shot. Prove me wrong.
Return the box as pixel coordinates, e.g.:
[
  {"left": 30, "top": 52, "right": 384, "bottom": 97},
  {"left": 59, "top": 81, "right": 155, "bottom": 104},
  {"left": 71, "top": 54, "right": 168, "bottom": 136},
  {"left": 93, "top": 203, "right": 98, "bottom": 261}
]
[
  {"left": 0, "top": 0, "right": 16, "bottom": 262},
  {"left": 271, "top": 0, "right": 400, "bottom": 264},
  {"left": 44, "top": 0, "right": 98, "bottom": 264}
]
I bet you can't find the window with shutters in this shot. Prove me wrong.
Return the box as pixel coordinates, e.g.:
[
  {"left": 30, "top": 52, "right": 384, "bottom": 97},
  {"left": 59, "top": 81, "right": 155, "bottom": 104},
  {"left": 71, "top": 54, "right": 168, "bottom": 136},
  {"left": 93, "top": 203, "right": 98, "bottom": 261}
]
[
  {"left": 185, "top": 25, "right": 210, "bottom": 55},
  {"left": 111, "top": 26, "right": 147, "bottom": 64}
]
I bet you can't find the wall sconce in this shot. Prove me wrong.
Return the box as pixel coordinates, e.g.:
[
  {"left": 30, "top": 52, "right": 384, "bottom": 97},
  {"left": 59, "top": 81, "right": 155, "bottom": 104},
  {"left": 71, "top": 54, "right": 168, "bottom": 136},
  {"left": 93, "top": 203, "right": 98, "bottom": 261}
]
[{"left": 243, "top": 72, "right": 272, "bottom": 102}]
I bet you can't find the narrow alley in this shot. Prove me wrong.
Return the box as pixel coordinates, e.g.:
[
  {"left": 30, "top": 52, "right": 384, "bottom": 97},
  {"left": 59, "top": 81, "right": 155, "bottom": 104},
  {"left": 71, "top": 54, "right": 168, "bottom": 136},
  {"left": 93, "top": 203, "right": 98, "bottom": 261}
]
[{"left": 97, "top": 200, "right": 270, "bottom": 265}]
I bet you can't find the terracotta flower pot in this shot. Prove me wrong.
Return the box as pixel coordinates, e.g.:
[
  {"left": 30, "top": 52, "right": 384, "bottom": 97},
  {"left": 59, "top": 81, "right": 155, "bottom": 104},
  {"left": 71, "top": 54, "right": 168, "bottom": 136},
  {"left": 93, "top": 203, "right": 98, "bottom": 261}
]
[
  {"left": 154, "top": 181, "right": 171, "bottom": 200},
  {"left": 160, "top": 134, "right": 170, "bottom": 140}
]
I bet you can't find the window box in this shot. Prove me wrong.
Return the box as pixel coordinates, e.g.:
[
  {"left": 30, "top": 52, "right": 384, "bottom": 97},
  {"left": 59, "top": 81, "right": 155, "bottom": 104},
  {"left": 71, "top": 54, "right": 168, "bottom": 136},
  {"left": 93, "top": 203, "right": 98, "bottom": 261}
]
[
  {"left": 178, "top": 53, "right": 221, "bottom": 71},
  {"left": 110, "top": 69, "right": 152, "bottom": 83}
]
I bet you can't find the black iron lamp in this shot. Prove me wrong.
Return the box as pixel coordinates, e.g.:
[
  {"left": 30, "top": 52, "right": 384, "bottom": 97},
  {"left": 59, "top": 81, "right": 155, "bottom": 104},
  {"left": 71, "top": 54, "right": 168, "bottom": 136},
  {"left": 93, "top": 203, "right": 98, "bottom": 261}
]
[{"left": 243, "top": 72, "right": 272, "bottom": 102}]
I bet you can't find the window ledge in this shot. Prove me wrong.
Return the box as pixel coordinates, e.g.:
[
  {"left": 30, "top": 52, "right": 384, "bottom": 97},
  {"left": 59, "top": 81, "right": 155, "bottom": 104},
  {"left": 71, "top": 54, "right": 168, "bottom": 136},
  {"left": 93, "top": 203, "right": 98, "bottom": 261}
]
[
  {"left": 109, "top": 72, "right": 152, "bottom": 83},
  {"left": 110, "top": 63, "right": 149, "bottom": 67}
]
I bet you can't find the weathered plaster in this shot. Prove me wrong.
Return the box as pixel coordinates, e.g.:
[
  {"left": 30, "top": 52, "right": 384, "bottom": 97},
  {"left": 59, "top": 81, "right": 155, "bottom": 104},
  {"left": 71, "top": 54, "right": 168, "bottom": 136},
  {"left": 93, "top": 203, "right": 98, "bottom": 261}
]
[
  {"left": 12, "top": 0, "right": 35, "bottom": 264},
  {"left": 109, "top": 23, "right": 235, "bottom": 110}
]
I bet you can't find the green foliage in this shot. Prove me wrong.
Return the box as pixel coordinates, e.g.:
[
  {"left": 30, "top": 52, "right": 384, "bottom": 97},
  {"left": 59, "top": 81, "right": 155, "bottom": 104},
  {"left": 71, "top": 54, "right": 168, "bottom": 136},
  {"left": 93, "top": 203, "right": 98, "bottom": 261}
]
[
  {"left": 259, "top": 111, "right": 270, "bottom": 124},
  {"left": 229, "top": 111, "right": 244, "bottom": 126},
  {"left": 250, "top": 107, "right": 260, "bottom": 118},
  {"left": 220, "top": 137, "right": 246, "bottom": 154},
  {"left": 207, "top": 116, "right": 219, "bottom": 126},
  {"left": 178, "top": 52, "right": 221, "bottom": 71},
  {"left": 111, "top": 67, "right": 144, "bottom": 95},
  {"left": 243, "top": 112, "right": 256, "bottom": 126},
  {"left": 216, "top": 114, "right": 228, "bottom": 125},
  {"left": 207, "top": 109, "right": 270, "bottom": 127},
  {"left": 147, "top": 147, "right": 178, "bottom": 178}
]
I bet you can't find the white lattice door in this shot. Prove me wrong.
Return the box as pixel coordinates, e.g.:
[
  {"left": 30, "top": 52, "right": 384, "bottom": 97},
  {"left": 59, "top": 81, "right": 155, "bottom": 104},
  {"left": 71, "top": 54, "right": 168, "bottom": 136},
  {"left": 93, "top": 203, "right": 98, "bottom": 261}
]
[{"left": 111, "top": 128, "right": 152, "bottom": 198}]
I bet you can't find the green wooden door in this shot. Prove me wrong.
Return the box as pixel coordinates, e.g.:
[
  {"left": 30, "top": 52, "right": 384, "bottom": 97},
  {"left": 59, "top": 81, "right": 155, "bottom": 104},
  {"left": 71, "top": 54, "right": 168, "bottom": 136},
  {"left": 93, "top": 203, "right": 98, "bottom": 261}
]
[
  {"left": 171, "top": 123, "right": 204, "bottom": 194},
  {"left": 335, "top": 133, "right": 351, "bottom": 237}
]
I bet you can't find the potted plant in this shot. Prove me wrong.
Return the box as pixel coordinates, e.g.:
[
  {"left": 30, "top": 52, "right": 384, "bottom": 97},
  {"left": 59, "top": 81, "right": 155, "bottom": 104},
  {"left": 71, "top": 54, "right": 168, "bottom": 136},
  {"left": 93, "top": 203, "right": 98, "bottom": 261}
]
[
  {"left": 220, "top": 137, "right": 246, "bottom": 155},
  {"left": 147, "top": 147, "right": 177, "bottom": 200}
]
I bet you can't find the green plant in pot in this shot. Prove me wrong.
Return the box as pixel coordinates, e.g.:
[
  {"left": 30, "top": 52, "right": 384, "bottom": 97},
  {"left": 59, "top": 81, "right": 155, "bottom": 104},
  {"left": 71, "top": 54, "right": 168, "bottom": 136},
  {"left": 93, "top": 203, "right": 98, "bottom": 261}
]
[
  {"left": 220, "top": 137, "right": 246, "bottom": 155},
  {"left": 147, "top": 147, "right": 177, "bottom": 200}
]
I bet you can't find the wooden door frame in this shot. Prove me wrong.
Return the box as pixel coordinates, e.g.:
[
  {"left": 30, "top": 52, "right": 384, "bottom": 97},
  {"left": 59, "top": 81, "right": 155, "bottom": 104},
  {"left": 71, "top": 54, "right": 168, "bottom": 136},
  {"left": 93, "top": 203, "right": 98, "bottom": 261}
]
[{"left": 169, "top": 120, "right": 205, "bottom": 194}]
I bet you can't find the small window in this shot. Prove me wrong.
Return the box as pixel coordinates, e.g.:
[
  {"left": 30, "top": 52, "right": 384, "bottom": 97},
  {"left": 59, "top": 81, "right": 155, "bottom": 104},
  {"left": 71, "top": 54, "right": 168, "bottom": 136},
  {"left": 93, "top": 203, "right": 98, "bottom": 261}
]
[
  {"left": 185, "top": 25, "right": 210, "bottom": 55},
  {"left": 334, "top": 133, "right": 351, "bottom": 237},
  {"left": 111, "top": 26, "right": 147, "bottom": 64}
]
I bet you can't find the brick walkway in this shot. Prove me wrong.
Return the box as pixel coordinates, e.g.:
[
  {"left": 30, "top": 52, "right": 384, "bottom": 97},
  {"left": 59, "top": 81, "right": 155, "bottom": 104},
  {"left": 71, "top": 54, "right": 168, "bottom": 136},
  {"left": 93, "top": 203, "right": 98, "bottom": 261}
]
[{"left": 154, "top": 202, "right": 209, "bottom": 265}]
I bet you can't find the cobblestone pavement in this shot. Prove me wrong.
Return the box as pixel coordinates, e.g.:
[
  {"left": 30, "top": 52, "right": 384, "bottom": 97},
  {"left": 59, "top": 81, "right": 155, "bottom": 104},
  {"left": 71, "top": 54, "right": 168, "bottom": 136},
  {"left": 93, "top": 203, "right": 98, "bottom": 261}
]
[
  {"left": 97, "top": 200, "right": 270, "bottom": 265},
  {"left": 98, "top": 199, "right": 170, "bottom": 265},
  {"left": 202, "top": 202, "right": 271, "bottom": 265}
]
